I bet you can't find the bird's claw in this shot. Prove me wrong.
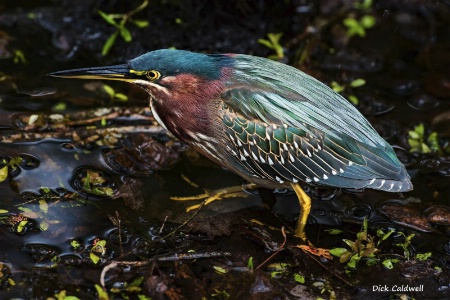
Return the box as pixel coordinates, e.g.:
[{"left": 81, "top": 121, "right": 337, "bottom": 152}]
[{"left": 171, "top": 186, "right": 250, "bottom": 212}]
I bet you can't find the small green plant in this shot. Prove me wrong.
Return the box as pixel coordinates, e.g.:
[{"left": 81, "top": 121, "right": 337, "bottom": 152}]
[
  {"left": 330, "top": 219, "right": 379, "bottom": 269},
  {"left": 343, "top": 15, "right": 376, "bottom": 37},
  {"left": 392, "top": 232, "right": 415, "bottom": 260},
  {"left": 54, "top": 290, "right": 81, "bottom": 300},
  {"left": 13, "top": 49, "right": 27, "bottom": 64},
  {"left": 258, "top": 33, "right": 285, "bottom": 60},
  {"left": 211, "top": 289, "right": 230, "bottom": 299},
  {"left": 330, "top": 78, "right": 366, "bottom": 105},
  {"left": 0, "top": 157, "right": 22, "bottom": 182},
  {"left": 293, "top": 273, "right": 305, "bottom": 284},
  {"left": 267, "top": 262, "right": 291, "bottom": 278},
  {"left": 98, "top": 0, "right": 149, "bottom": 56},
  {"left": 103, "top": 84, "right": 128, "bottom": 102},
  {"left": 416, "top": 252, "right": 432, "bottom": 261},
  {"left": 81, "top": 169, "right": 114, "bottom": 197},
  {"left": 247, "top": 256, "right": 254, "bottom": 269},
  {"left": 408, "top": 123, "right": 441, "bottom": 154},
  {"left": 353, "top": 0, "right": 373, "bottom": 10},
  {"left": 90, "top": 238, "right": 107, "bottom": 264}
]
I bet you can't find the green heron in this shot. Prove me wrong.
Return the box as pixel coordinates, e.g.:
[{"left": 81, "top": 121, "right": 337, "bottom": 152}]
[{"left": 49, "top": 49, "right": 412, "bottom": 242}]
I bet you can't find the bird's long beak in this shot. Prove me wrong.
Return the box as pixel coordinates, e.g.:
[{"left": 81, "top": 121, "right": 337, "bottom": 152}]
[{"left": 48, "top": 64, "right": 135, "bottom": 82}]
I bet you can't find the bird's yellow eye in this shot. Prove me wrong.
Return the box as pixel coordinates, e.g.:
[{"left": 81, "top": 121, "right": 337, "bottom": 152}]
[{"left": 146, "top": 70, "right": 161, "bottom": 81}]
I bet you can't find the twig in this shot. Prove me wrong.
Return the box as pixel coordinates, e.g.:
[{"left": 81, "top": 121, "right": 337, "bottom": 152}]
[
  {"left": 300, "top": 250, "right": 354, "bottom": 287},
  {"left": 116, "top": 211, "right": 123, "bottom": 256},
  {"left": 256, "top": 226, "right": 287, "bottom": 269},
  {"left": 99, "top": 250, "right": 231, "bottom": 287},
  {"left": 152, "top": 199, "right": 207, "bottom": 243},
  {"left": 100, "top": 262, "right": 117, "bottom": 288}
]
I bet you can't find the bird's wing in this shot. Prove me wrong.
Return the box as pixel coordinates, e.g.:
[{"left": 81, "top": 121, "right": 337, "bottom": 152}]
[
  {"left": 218, "top": 55, "right": 410, "bottom": 191},
  {"left": 225, "top": 55, "right": 385, "bottom": 148}
]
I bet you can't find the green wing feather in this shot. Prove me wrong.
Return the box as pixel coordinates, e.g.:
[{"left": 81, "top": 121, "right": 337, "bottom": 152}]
[
  {"left": 226, "top": 55, "right": 385, "bottom": 147},
  {"left": 219, "top": 54, "right": 412, "bottom": 191}
]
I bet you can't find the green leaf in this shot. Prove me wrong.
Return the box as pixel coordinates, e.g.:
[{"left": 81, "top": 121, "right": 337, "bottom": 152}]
[
  {"left": 343, "top": 239, "right": 357, "bottom": 252},
  {"left": 247, "top": 256, "right": 254, "bottom": 269},
  {"left": 382, "top": 259, "right": 395, "bottom": 269},
  {"left": 13, "top": 50, "right": 27, "bottom": 64},
  {"left": 408, "top": 130, "right": 420, "bottom": 139},
  {"left": 350, "top": 78, "right": 366, "bottom": 88},
  {"left": 114, "top": 93, "right": 128, "bottom": 101},
  {"left": 293, "top": 273, "right": 305, "bottom": 284},
  {"left": 414, "top": 123, "right": 425, "bottom": 137},
  {"left": 95, "top": 284, "right": 110, "bottom": 300},
  {"left": 325, "top": 229, "right": 343, "bottom": 235},
  {"left": 129, "top": 276, "right": 145, "bottom": 287},
  {"left": 90, "top": 252, "right": 100, "bottom": 264},
  {"left": 365, "top": 258, "right": 378, "bottom": 266},
  {"left": 17, "top": 220, "right": 28, "bottom": 233},
  {"left": 340, "top": 251, "right": 353, "bottom": 263},
  {"left": 347, "top": 254, "right": 361, "bottom": 268},
  {"left": 421, "top": 142, "right": 431, "bottom": 153},
  {"left": 361, "top": 247, "right": 377, "bottom": 257},
  {"left": 103, "top": 85, "right": 115, "bottom": 97},
  {"left": 40, "top": 220, "right": 49, "bottom": 231},
  {"left": 70, "top": 240, "right": 81, "bottom": 249},
  {"left": 132, "top": 19, "right": 149, "bottom": 28},
  {"left": 55, "top": 290, "right": 70, "bottom": 300},
  {"left": 0, "top": 166, "right": 8, "bottom": 182},
  {"left": 357, "top": 231, "right": 367, "bottom": 241},
  {"left": 267, "top": 262, "right": 290, "bottom": 271},
  {"left": 258, "top": 39, "right": 274, "bottom": 49},
  {"left": 267, "top": 33, "right": 283, "bottom": 45},
  {"left": 343, "top": 18, "right": 359, "bottom": 28},
  {"left": 270, "top": 271, "right": 283, "bottom": 278},
  {"left": 98, "top": 11, "right": 118, "bottom": 26},
  {"left": 354, "top": 0, "right": 373, "bottom": 10},
  {"left": 408, "top": 139, "right": 420, "bottom": 152},
  {"left": 427, "top": 132, "right": 441, "bottom": 152},
  {"left": 102, "top": 32, "right": 118, "bottom": 56},
  {"left": 213, "top": 266, "right": 227, "bottom": 274},
  {"left": 119, "top": 26, "right": 132, "bottom": 42},
  {"left": 39, "top": 199, "right": 48, "bottom": 213},
  {"left": 329, "top": 248, "right": 348, "bottom": 257},
  {"left": 18, "top": 207, "right": 32, "bottom": 212},
  {"left": 267, "top": 33, "right": 284, "bottom": 58},
  {"left": 416, "top": 252, "right": 432, "bottom": 261},
  {"left": 53, "top": 102, "right": 67, "bottom": 111},
  {"left": 331, "top": 81, "right": 345, "bottom": 93},
  {"left": 346, "top": 24, "right": 365, "bottom": 37},
  {"left": 379, "top": 229, "right": 395, "bottom": 242},
  {"left": 361, "top": 15, "right": 376, "bottom": 28},
  {"left": 0, "top": 209, "right": 8, "bottom": 213}
]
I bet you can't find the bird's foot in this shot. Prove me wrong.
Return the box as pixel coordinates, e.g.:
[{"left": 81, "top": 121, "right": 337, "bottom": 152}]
[{"left": 171, "top": 183, "right": 258, "bottom": 212}]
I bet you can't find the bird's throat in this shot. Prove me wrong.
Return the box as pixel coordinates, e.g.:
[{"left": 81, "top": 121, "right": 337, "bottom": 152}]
[{"left": 150, "top": 98, "right": 169, "bottom": 132}]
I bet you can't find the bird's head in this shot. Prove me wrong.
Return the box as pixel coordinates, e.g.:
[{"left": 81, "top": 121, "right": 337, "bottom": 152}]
[
  {"left": 50, "top": 49, "right": 235, "bottom": 146},
  {"left": 49, "top": 49, "right": 234, "bottom": 102}
]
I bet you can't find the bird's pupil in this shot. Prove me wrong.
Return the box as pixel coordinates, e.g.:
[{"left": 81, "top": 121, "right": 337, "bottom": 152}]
[{"left": 147, "top": 70, "right": 159, "bottom": 80}]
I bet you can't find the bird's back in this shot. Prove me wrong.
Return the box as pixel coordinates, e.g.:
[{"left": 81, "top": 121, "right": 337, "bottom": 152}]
[{"left": 215, "top": 54, "right": 412, "bottom": 192}]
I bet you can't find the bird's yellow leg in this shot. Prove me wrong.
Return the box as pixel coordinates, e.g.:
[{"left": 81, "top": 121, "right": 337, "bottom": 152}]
[
  {"left": 291, "top": 183, "right": 331, "bottom": 259},
  {"left": 171, "top": 182, "right": 259, "bottom": 212},
  {"left": 290, "top": 183, "right": 311, "bottom": 242}
]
